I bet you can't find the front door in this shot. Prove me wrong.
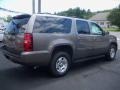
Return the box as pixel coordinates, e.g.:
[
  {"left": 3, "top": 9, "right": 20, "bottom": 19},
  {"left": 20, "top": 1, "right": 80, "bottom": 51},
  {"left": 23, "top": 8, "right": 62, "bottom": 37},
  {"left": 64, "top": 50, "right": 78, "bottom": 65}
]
[{"left": 90, "top": 22, "right": 109, "bottom": 56}]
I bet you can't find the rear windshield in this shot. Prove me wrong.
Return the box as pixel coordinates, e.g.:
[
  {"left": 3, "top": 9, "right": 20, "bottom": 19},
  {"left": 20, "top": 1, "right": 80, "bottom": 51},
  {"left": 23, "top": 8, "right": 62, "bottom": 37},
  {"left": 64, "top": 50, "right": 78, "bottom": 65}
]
[{"left": 5, "top": 14, "right": 31, "bottom": 34}]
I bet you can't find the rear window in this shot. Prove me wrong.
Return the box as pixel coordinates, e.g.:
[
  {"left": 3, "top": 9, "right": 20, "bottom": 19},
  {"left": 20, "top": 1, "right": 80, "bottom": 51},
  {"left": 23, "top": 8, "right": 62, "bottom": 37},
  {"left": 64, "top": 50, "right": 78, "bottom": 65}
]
[
  {"left": 76, "top": 20, "right": 90, "bottom": 34},
  {"left": 33, "top": 16, "right": 72, "bottom": 33},
  {"left": 5, "top": 14, "right": 31, "bottom": 34}
]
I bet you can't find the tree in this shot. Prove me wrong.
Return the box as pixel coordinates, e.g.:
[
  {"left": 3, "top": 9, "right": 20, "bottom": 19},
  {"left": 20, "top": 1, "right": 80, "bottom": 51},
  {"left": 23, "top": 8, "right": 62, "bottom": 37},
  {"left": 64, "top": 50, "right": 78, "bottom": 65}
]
[
  {"left": 4, "top": 15, "right": 12, "bottom": 22},
  {"left": 56, "top": 7, "right": 93, "bottom": 19},
  {"left": 108, "top": 5, "right": 120, "bottom": 28}
]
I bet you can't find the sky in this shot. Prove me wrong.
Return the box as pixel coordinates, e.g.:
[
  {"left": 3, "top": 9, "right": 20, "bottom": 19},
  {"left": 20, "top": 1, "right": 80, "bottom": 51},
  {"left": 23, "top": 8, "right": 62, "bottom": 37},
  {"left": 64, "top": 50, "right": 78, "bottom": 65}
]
[{"left": 0, "top": 0, "right": 120, "bottom": 17}]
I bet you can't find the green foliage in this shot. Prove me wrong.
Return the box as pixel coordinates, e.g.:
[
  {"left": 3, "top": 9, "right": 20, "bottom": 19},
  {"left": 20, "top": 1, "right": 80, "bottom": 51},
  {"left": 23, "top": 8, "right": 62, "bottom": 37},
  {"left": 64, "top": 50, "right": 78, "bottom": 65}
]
[
  {"left": 96, "top": 9, "right": 112, "bottom": 13},
  {"left": 4, "top": 15, "right": 12, "bottom": 22},
  {"left": 56, "top": 7, "right": 93, "bottom": 19},
  {"left": 108, "top": 5, "right": 120, "bottom": 28}
]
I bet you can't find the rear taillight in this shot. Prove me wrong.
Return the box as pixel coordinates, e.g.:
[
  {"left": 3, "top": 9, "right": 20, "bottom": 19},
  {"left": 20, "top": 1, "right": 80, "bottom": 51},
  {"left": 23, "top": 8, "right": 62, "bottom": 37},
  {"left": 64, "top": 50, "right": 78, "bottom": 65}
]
[{"left": 24, "top": 33, "right": 33, "bottom": 52}]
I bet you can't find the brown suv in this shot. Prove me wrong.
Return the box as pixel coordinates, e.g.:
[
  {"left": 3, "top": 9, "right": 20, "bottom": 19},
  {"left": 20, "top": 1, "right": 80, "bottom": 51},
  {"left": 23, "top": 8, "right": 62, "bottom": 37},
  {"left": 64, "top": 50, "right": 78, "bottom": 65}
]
[{"left": 1, "top": 14, "right": 117, "bottom": 77}]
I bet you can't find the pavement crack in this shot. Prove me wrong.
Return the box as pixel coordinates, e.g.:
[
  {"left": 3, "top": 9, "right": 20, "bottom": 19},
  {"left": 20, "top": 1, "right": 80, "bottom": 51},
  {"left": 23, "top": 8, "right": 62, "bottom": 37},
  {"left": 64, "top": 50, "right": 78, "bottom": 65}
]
[
  {"left": 98, "top": 66, "right": 120, "bottom": 76},
  {"left": 82, "top": 68, "right": 101, "bottom": 78}
]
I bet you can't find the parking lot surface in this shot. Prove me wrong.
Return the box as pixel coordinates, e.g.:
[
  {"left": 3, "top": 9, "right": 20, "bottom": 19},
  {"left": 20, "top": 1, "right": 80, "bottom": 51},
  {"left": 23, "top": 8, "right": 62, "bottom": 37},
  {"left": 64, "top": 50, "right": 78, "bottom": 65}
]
[{"left": 0, "top": 32, "right": 120, "bottom": 90}]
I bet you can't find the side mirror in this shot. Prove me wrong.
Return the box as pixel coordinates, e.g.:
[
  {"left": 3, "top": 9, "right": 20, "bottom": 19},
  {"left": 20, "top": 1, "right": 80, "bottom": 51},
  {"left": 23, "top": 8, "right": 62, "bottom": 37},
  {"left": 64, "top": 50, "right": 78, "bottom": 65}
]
[{"left": 103, "top": 31, "right": 109, "bottom": 35}]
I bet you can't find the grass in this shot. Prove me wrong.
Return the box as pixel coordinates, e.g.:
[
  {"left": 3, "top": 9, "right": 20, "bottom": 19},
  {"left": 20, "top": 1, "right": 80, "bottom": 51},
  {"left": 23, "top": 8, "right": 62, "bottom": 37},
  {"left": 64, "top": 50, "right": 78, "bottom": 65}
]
[{"left": 104, "top": 28, "right": 120, "bottom": 32}]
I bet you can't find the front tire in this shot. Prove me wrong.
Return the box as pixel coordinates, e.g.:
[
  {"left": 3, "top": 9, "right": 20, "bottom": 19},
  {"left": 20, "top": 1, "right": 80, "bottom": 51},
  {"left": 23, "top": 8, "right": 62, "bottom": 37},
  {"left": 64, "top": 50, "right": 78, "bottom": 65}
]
[
  {"left": 50, "top": 52, "right": 71, "bottom": 77},
  {"left": 105, "top": 44, "right": 117, "bottom": 61}
]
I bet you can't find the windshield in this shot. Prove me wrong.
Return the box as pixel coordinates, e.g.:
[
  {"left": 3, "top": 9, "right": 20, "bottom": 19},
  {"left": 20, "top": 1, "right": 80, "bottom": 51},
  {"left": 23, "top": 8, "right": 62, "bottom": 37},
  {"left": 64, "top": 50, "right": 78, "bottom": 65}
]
[{"left": 5, "top": 15, "right": 30, "bottom": 34}]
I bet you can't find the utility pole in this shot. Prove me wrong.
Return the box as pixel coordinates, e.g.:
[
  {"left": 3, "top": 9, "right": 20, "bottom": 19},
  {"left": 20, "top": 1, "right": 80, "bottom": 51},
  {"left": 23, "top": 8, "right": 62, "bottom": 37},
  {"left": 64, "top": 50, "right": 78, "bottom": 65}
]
[
  {"left": 32, "top": 0, "right": 35, "bottom": 14},
  {"left": 32, "top": 0, "right": 41, "bottom": 14},
  {"left": 38, "top": 0, "right": 41, "bottom": 13}
]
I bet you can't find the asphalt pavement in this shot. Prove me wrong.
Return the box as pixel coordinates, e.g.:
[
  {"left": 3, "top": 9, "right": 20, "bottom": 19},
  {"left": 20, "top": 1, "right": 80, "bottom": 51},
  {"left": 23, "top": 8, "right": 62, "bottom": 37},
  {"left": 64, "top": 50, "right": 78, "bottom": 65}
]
[{"left": 0, "top": 32, "right": 120, "bottom": 90}]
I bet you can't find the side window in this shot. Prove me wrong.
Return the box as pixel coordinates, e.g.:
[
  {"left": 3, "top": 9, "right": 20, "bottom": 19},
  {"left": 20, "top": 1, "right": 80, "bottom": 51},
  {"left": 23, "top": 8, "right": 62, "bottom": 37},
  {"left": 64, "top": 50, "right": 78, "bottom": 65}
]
[
  {"left": 76, "top": 20, "right": 90, "bottom": 34},
  {"left": 91, "top": 23, "right": 103, "bottom": 35},
  {"left": 33, "top": 16, "right": 72, "bottom": 33}
]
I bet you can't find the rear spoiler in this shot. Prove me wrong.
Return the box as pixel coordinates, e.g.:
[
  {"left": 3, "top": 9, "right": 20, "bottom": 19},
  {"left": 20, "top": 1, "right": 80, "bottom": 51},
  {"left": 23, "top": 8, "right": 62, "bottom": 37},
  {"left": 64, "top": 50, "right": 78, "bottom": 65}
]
[{"left": 13, "top": 14, "right": 31, "bottom": 19}]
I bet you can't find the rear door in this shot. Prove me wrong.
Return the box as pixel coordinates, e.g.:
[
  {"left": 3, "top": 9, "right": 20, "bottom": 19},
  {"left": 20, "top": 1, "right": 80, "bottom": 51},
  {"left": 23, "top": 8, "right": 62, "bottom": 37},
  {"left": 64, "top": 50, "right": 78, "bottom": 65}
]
[
  {"left": 75, "top": 20, "right": 94, "bottom": 59},
  {"left": 3, "top": 14, "right": 31, "bottom": 54}
]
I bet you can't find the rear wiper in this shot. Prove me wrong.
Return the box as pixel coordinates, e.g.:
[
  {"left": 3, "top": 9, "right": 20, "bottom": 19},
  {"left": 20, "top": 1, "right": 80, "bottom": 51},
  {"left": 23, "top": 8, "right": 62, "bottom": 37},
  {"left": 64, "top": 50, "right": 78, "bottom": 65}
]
[{"left": 12, "top": 21, "right": 17, "bottom": 26}]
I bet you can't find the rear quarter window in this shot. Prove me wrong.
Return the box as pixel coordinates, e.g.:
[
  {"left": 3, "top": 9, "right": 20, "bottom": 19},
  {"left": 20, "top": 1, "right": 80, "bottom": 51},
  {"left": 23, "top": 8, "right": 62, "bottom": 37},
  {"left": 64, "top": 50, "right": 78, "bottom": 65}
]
[{"left": 33, "top": 16, "right": 72, "bottom": 34}]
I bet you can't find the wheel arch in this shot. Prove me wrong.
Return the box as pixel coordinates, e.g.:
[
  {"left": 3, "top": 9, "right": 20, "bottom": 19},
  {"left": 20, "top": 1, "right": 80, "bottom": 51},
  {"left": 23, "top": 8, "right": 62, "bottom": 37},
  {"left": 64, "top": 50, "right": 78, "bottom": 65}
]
[
  {"left": 51, "top": 44, "right": 74, "bottom": 60},
  {"left": 110, "top": 42, "right": 118, "bottom": 50}
]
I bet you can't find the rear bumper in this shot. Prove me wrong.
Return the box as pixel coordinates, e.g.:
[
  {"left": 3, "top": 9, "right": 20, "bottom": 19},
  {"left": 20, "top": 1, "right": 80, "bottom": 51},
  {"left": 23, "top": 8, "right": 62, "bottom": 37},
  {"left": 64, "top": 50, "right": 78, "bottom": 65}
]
[{"left": 1, "top": 46, "right": 51, "bottom": 66}]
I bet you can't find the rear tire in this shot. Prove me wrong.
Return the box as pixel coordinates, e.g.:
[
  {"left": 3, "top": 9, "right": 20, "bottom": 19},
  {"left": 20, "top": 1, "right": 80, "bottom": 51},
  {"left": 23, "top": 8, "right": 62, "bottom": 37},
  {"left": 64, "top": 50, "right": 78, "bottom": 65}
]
[
  {"left": 105, "top": 44, "right": 117, "bottom": 61},
  {"left": 50, "top": 52, "right": 71, "bottom": 77}
]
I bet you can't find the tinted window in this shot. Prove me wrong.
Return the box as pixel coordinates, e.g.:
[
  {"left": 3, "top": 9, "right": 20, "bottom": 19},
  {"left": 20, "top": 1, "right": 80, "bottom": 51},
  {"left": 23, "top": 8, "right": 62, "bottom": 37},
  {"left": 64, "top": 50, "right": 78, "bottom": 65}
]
[
  {"left": 5, "top": 14, "right": 30, "bottom": 34},
  {"left": 91, "top": 23, "right": 103, "bottom": 35},
  {"left": 76, "top": 20, "right": 90, "bottom": 34},
  {"left": 33, "top": 16, "right": 72, "bottom": 33}
]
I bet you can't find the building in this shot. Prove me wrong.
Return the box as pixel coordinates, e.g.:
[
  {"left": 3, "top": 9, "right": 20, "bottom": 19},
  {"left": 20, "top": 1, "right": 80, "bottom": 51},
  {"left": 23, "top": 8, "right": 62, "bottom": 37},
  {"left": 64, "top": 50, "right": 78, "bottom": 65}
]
[{"left": 89, "top": 12, "right": 110, "bottom": 28}]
